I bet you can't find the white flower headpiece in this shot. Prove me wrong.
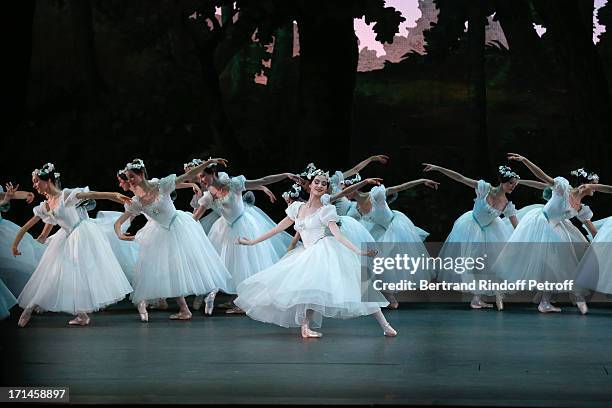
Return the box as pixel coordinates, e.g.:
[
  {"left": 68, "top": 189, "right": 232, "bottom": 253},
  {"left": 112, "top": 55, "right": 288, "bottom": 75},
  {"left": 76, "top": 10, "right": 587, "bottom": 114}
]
[
  {"left": 117, "top": 168, "right": 127, "bottom": 177},
  {"left": 126, "top": 159, "right": 145, "bottom": 171},
  {"left": 282, "top": 183, "right": 302, "bottom": 200},
  {"left": 300, "top": 163, "right": 317, "bottom": 177},
  {"left": 344, "top": 173, "right": 362, "bottom": 186},
  {"left": 571, "top": 168, "right": 599, "bottom": 182},
  {"left": 498, "top": 165, "right": 520, "bottom": 180},
  {"left": 32, "top": 163, "right": 60, "bottom": 179},
  {"left": 184, "top": 158, "right": 203, "bottom": 170},
  {"left": 306, "top": 167, "right": 330, "bottom": 180}
]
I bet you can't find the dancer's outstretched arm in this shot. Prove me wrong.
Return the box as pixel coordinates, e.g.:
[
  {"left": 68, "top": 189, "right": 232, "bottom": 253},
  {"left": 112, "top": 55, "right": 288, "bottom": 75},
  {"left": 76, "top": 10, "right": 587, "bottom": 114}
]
[
  {"left": 0, "top": 183, "right": 35, "bottom": 205},
  {"left": 583, "top": 183, "right": 612, "bottom": 194},
  {"left": 253, "top": 185, "right": 277, "bottom": 203},
  {"left": 75, "top": 191, "right": 132, "bottom": 206},
  {"left": 329, "top": 178, "right": 382, "bottom": 203},
  {"left": 37, "top": 223, "right": 55, "bottom": 243},
  {"left": 518, "top": 179, "right": 549, "bottom": 190},
  {"left": 386, "top": 179, "right": 439, "bottom": 195},
  {"left": 342, "top": 155, "right": 389, "bottom": 178},
  {"left": 422, "top": 163, "right": 477, "bottom": 188},
  {"left": 176, "top": 182, "right": 201, "bottom": 195},
  {"left": 507, "top": 153, "right": 554, "bottom": 185},
  {"left": 12, "top": 216, "right": 41, "bottom": 256},
  {"left": 114, "top": 212, "right": 135, "bottom": 241},
  {"left": 236, "top": 217, "right": 295, "bottom": 246},
  {"left": 176, "top": 157, "right": 228, "bottom": 184},
  {"left": 245, "top": 173, "right": 302, "bottom": 190},
  {"left": 328, "top": 222, "right": 376, "bottom": 257}
]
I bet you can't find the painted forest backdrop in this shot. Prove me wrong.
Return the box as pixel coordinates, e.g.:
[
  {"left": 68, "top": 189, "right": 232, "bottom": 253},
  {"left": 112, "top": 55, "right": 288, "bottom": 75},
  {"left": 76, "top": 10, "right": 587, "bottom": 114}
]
[{"left": 3, "top": 0, "right": 612, "bottom": 240}]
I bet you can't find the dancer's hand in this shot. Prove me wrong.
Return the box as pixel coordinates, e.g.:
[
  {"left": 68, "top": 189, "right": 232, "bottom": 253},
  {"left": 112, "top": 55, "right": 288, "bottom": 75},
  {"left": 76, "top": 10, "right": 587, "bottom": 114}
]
[
  {"left": 361, "top": 248, "right": 378, "bottom": 258},
  {"left": 118, "top": 233, "right": 135, "bottom": 241},
  {"left": 208, "top": 158, "right": 228, "bottom": 167},
  {"left": 370, "top": 155, "right": 389, "bottom": 164},
  {"left": 114, "top": 193, "right": 132, "bottom": 205},
  {"left": 423, "top": 179, "right": 440, "bottom": 190},
  {"left": 4, "top": 182, "right": 17, "bottom": 200},
  {"left": 236, "top": 237, "right": 253, "bottom": 246},
  {"left": 422, "top": 163, "right": 439, "bottom": 173},
  {"left": 25, "top": 192, "right": 35, "bottom": 204},
  {"left": 262, "top": 186, "right": 277, "bottom": 203},
  {"left": 286, "top": 173, "right": 305, "bottom": 185},
  {"left": 36, "top": 236, "right": 46, "bottom": 244},
  {"left": 507, "top": 153, "right": 526, "bottom": 162},
  {"left": 191, "top": 184, "right": 202, "bottom": 195},
  {"left": 12, "top": 244, "right": 21, "bottom": 257}
]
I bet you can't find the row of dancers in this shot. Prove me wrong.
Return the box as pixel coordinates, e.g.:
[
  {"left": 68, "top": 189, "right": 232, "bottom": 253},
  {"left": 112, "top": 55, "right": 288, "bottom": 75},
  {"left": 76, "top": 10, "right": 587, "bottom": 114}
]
[{"left": 1, "top": 154, "right": 612, "bottom": 339}]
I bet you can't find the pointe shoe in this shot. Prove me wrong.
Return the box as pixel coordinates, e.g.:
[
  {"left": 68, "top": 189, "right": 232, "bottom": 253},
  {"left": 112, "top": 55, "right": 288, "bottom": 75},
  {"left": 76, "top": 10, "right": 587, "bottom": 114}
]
[
  {"left": 470, "top": 299, "right": 494, "bottom": 309},
  {"left": 204, "top": 291, "right": 217, "bottom": 316},
  {"left": 576, "top": 301, "right": 588, "bottom": 315},
  {"left": 192, "top": 295, "right": 204, "bottom": 311},
  {"left": 68, "top": 316, "right": 90, "bottom": 326},
  {"left": 495, "top": 294, "right": 504, "bottom": 311},
  {"left": 169, "top": 312, "right": 192, "bottom": 320},
  {"left": 538, "top": 303, "right": 561, "bottom": 313},
  {"left": 18, "top": 310, "right": 33, "bottom": 328},
  {"left": 226, "top": 306, "right": 245, "bottom": 314},
  {"left": 137, "top": 301, "right": 149, "bottom": 322},
  {"left": 383, "top": 322, "right": 397, "bottom": 337},
  {"left": 301, "top": 326, "right": 323, "bottom": 338},
  {"left": 218, "top": 300, "right": 234, "bottom": 309}
]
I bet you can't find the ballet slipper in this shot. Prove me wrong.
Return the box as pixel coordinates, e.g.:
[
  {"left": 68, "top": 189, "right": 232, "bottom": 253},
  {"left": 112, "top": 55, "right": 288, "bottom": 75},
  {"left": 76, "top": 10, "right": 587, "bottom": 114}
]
[
  {"left": 192, "top": 295, "right": 204, "bottom": 311},
  {"left": 218, "top": 300, "right": 234, "bottom": 309},
  {"left": 137, "top": 301, "right": 149, "bottom": 322},
  {"left": 204, "top": 290, "right": 218, "bottom": 316},
  {"left": 169, "top": 312, "right": 192, "bottom": 320},
  {"left": 538, "top": 303, "right": 561, "bottom": 313},
  {"left": 470, "top": 299, "right": 493, "bottom": 309},
  {"left": 225, "top": 306, "right": 245, "bottom": 314},
  {"left": 495, "top": 294, "right": 504, "bottom": 311},
  {"left": 18, "top": 309, "right": 33, "bottom": 328},
  {"left": 383, "top": 322, "right": 397, "bottom": 337},
  {"left": 68, "top": 315, "right": 90, "bottom": 326},
  {"left": 301, "top": 325, "right": 323, "bottom": 338},
  {"left": 576, "top": 301, "right": 588, "bottom": 315}
]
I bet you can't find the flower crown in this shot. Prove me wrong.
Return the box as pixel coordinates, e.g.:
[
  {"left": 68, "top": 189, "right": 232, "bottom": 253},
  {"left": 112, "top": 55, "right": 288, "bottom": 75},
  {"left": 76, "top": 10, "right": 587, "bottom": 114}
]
[
  {"left": 126, "top": 159, "right": 145, "bottom": 171},
  {"left": 282, "top": 183, "right": 303, "bottom": 200},
  {"left": 183, "top": 158, "right": 203, "bottom": 170},
  {"left": 32, "top": 162, "right": 60, "bottom": 179},
  {"left": 300, "top": 163, "right": 317, "bottom": 177},
  {"left": 306, "top": 168, "right": 330, "bottom": 180},
  {"left": 117, "top": 168, "right": 127, "bottom": 176},
  {"left": 498, "top": 165, "right": 520, "bottom": 180},
  {"left": 571, "top": 168, "right": 599, "bottom": 182},
  {"left": 343, "top": 173, "right": 362, "bottom": 186}
]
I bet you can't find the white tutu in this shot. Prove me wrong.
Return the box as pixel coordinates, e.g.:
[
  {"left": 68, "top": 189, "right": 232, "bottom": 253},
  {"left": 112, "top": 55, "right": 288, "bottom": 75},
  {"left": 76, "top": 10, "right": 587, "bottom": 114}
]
[
  {"left": 199, "top": 210, "right": 221, "bottom": 234},
  {"left": 235, "top": 203, "right": 387, "bottom": 328},
  {"left": 361, "top": 186, "right": 435, "bottom": 289},
  {"left": 493, "top": 177, "right": 590, "bottom": 290},
  {"left": 18, "top": 188, "right": 133, "bottom": 314},
  {"left": 576, "top": 218, "right": 612, "bottom": 294},
  {"left": 202, "top": 175, "right": 288, "bottom": 291},
  {"left": 90, "top": 211, "right": 139, "bottom": 284},
  {"left": 437, "top": 180, "right": 518, "bottom": 295},
  {"left": 0, "top": 216, "right": 46, "bottom": 296},
  {"left": 0, "top": 279, "right": 17, "bottom": 319},
  {"left": 127, "top": 175, "right": 233, "bottom": 303}
]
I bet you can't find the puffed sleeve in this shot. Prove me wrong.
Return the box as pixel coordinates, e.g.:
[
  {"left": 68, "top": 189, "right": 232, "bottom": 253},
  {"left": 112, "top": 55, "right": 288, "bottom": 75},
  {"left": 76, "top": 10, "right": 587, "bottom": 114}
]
[
  {"left": 198, "top": 191, "right": 214, "bottom": 208},
  {"left": 319, "top": 205, "right": 340, "bottom": 225},
  {"left": 475, "top": 180, "right": 491, "bottom": 199},
  {"left": 33, "top": 202, "right": 55, "bottom": 224},
  {"left": 370, "top": 185, "right": 387, "bottom": 208},
  {"left": 503, "top": 201, "right": 517, "bottom": 217},
  {"left": 229, "top": 175, "right": 246, "bottom": 193},
  {"left": 124, "top": 199, "right": 143, "bottom": 215},
  {"left": 64, "top": 187, "right": 90, "bottom": 207},
  {"left": 576, "top": 204, "right": 593, "bottom": 222},
  {"left": 320, "top": 193, "right": 332, "bottom": 206},
  {"left": 189, "top": 194, "right": 200, "bottom": 210},
  {"left": 552, "top": 176, "right": 571, "bottom": 196},
  {"left": 158, "top": 174, "right": 177, "bottom": 195},
  {"left": 285, "top": 201, "right": 302, "bottom": 221}
]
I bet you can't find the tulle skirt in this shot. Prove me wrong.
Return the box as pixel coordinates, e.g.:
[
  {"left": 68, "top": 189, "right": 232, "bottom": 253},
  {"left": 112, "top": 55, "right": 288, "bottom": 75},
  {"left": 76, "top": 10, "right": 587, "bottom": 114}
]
[
  {"left": 0, "top": 279, "right": 17, "bottom": 319},
  {"left": 576, "top": 219, "right": 612, "bottom": 294},
  {"left": 493, "top": 208, "right": 588, "bottom": 291},
  {"left": 17, "top": 220, "right": 133, "bottom": 314},
  {"left": 247, "top": 205, "right": 293, "bottom": 257},
  {"left": 199, "top": 211, "right": 221, "bottom": 234},
  {"left": 132, "top": 211, "right": 232, "bottom": 303},
  {"left": 437, "top": 211, "right": 511, "bottom": 295},
  {"left": 367, "top": 211, "right": 435, "bottom": 290},
  {"left": 235, "top": 236, "right": 388, "bottom": 328},
  {"left": 90, "top": 211, "right": 139, "bottom": 284},
  {"left": 0, "top": 218, "right": 46, "bottom": 296},
  {"left": 208, "top": 208, "right": 289, "bottom": 291}
]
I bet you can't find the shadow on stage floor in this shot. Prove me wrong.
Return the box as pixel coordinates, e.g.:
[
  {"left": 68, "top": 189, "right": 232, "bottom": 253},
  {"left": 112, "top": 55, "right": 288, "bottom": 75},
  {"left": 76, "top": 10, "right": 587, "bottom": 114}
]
[{"left": 1, "top": 298, "right": 612, "bottom": 406}]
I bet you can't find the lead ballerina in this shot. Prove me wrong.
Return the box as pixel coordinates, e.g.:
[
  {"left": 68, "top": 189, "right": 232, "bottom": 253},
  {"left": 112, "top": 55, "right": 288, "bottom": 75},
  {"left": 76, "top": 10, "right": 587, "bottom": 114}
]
[
  {"left": 234, "top": 167, "right": 397, "bottom": 339},
  {"left": 13, "top": 163, "right": 134, "bottom": 327}
]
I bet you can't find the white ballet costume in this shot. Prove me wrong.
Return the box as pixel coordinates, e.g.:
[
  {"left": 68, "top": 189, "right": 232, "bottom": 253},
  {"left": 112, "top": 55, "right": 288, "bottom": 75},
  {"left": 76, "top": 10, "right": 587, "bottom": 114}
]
[
  {"left": 436, "top": 180, "right": 517, "bottom": 296},
  {"left": 202, "top": 175, "right": 290, "bottom": 291},
  {"left": 90, "top": 211, "right": 139, "bottom": 284},
  {"left": 576, "top": 217, "right": 612, "bottom": 294},
  {"left": 190, "top": 193, "right": 221, "bottom": 234},
  {"left": 493, "top": 177, "right": 591, "bottom": 292},
  {"left": 125, "top": 175, "right": 232, "bottom": 303},
  {"left": 0, "top": 196, "right": 47, "bottom": 297},
  {"left": 360, "top": 185, "right": 435, "bottom": 290},
  {"left": 235, "top": 202, "right": 389, "bottom": 328},
  {"left": 0, "top": 278, "right": 17, "bottom": 320},
  {"left": 17, "top": 188, "right": 133, "bottom": 314}
]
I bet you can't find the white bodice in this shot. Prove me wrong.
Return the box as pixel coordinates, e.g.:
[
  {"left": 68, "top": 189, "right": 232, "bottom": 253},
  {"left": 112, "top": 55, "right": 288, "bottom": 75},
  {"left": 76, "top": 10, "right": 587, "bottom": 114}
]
[
  {"left": 472, "top": 180, "right": 516, "bottom": 229},
  {"left": 286, "top": 202, "right": 339, "bottom": 247},
  {"left": 33, "top": 187, "right": 91, "bottom": 234},
  {"left": 125, "top": 175, "right": 179, "bottom": 229},
  {"left": 198, "top": 175, "right": 246, "bottom": 226},
  {"left": 543, "top": 177, "right": 593, "bottom": 225}
]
